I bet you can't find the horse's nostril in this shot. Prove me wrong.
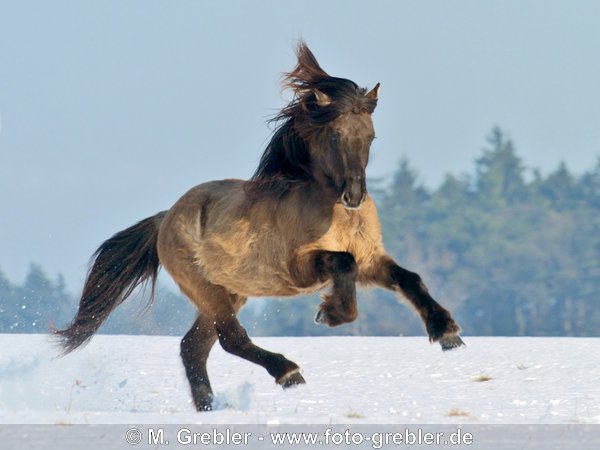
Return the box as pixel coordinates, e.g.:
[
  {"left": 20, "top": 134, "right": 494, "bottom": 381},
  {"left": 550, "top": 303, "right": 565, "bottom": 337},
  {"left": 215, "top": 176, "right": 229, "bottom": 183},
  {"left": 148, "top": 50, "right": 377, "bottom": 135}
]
[{"left": 342, "top": 192, "right": 351, "bottom": 204}]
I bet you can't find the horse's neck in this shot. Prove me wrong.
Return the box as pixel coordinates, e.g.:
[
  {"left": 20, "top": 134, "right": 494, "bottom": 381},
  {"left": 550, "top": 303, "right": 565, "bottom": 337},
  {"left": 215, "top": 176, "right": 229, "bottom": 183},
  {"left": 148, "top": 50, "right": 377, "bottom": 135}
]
[{"left": 302, "top": 182, "right": 340, "bottom": 210}]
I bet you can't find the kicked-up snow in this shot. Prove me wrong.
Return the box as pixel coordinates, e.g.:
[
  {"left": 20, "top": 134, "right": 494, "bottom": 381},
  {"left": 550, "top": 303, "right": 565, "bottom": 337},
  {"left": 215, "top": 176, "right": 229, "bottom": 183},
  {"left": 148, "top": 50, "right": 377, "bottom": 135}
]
[{"left": 0, "top": 334, "right": 599, "bottom": 425}]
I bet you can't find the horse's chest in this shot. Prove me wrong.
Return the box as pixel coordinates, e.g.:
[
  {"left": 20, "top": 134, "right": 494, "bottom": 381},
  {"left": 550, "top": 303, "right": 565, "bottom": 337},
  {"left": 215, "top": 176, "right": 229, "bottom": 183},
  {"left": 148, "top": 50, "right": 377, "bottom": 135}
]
[
  {"left": 320, "top": 216, "right": 361, "bottom": 248},
  {"left": 308, "top": 211, "right": 381, "bottom": 266}
]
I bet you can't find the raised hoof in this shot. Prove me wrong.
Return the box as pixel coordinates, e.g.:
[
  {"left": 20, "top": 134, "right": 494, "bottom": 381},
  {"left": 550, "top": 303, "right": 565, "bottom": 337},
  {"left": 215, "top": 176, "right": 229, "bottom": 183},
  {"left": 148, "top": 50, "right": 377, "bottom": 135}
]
[
  {"left": 439, "top": 334, "right": 466, "bottom": 351},
  {"left": 314, "top": 302, "right": 357, "bottom": 327},
  {"left": 314, "top": 309, "right": 325, "bottom": 324},
  {"left": 277, "top": 369, "right": 306, "bottom": 389}
]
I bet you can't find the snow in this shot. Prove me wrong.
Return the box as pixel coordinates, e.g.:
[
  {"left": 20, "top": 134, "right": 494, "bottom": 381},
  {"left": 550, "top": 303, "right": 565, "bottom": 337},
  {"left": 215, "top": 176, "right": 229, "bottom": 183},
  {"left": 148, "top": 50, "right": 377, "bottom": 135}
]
[{"left": 1, "top": 334, "right": 599, "bottom": 425}]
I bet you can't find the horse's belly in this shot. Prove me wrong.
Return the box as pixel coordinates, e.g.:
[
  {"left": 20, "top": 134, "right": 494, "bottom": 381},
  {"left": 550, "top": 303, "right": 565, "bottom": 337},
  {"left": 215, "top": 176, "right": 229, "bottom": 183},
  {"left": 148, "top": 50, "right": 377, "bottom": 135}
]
[
  {"left": 199, "top": 252, "right": 325, "bottom": 298},
  {"left": 195, "top": 233, "right": 319, "bottom": 297}
]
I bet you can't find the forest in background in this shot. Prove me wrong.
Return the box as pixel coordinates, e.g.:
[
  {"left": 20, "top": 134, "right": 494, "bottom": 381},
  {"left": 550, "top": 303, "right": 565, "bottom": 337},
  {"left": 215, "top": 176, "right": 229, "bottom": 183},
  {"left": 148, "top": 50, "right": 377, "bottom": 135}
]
[{"left": 2, "top": 128, "right": 599, "bottom": 337}]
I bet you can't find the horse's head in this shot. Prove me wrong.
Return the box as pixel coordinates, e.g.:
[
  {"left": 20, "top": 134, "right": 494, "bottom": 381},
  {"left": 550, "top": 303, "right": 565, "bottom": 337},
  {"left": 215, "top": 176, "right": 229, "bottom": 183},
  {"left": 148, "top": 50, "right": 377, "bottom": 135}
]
[
  {"left": 307, "top": 82, "right": 379, "bottom": 209},
  {"left": 249, "top": 42, "right": 379, "bottom": 209},
  {"left": 285, "top": 43, "right": 380, "bottom": 210}
]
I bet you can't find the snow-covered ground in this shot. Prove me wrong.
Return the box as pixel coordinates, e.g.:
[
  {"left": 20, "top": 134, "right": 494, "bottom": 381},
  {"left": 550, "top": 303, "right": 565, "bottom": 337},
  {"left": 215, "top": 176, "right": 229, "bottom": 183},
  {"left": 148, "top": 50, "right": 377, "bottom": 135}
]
[{"left": 0, "top": 334, "right": 599, "bottom": 425}]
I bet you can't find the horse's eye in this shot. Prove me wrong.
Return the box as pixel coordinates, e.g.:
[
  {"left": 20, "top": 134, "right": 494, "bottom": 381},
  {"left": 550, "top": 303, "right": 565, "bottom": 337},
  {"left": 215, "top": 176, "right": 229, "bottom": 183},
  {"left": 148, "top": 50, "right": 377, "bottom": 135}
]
[{"left": 329, "top": 133, "right": 340, "bottom": 146}]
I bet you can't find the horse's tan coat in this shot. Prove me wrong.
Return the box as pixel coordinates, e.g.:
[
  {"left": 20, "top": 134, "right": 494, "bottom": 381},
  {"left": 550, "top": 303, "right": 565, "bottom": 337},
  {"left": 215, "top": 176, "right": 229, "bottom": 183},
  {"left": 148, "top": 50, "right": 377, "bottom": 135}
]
[{"left": 157, "top": 179, "right": 387, "bottom": 310}]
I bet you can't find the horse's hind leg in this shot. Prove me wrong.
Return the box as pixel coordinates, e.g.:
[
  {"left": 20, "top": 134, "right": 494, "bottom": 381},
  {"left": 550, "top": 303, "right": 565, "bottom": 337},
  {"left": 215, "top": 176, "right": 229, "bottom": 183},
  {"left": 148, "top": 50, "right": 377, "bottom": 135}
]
[
  {"left": 181, "top": 314, "right": 217, "bottom": 411},
  {"left": 206, "top": 287, "right": 305, "bottom": 388},
  {"left": 182, "top": 281, "right": 305, "bottom": 390},
  {"left": 181, "top": 295, "right": 248, "bottom": 411},
  {"left": 216, "top": 318, "right": 306, "bottom": 388}
]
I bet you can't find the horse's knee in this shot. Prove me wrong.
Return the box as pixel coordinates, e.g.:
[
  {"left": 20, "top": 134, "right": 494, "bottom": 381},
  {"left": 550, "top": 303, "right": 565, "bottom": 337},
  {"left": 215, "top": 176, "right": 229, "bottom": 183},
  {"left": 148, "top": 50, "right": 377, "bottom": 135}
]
[
  {"left": 390, "top": 266, "right": 429, "bottom": 294},
  {"left": 391, "top": 266, "right": 418, "bottom": 285},
  {"left": 328, "top": 252, "right": 358, "bottom": 279}
]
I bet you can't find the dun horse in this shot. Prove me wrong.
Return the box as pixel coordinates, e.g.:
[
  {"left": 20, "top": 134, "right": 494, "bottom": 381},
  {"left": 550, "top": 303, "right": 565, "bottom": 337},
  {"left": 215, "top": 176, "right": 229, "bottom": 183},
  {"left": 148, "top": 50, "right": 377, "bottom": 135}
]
[{"left": 56, "top": 42, "right": 464, "bottom": 411}]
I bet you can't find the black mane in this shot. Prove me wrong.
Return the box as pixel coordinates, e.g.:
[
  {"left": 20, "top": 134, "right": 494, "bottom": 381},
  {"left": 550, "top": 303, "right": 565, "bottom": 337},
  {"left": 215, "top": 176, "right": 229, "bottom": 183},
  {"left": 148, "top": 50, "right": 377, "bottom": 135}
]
[{"left": 246, "top": 42, "right": 377, "bottom": 199}]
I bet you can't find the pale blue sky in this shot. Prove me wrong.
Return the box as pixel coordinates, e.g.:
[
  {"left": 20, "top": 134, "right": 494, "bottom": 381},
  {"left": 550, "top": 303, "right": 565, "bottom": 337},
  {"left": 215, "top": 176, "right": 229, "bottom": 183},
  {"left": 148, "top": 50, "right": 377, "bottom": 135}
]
[{"left": 1, "top": 1, "right": 599, "bottom": 290}]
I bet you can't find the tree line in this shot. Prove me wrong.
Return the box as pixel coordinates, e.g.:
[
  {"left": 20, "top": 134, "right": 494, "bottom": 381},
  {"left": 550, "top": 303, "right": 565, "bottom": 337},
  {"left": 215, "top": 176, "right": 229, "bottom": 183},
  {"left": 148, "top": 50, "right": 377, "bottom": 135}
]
[{"left": 1, "top": 128, "right": 599, "bottom": 337}]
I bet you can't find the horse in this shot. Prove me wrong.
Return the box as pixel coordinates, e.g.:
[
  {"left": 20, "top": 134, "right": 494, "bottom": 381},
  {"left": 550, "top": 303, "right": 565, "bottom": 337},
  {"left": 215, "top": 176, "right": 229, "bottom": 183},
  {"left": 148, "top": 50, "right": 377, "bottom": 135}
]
[{"left": 56, "top": 42, "right": 464, "bottom": 411}]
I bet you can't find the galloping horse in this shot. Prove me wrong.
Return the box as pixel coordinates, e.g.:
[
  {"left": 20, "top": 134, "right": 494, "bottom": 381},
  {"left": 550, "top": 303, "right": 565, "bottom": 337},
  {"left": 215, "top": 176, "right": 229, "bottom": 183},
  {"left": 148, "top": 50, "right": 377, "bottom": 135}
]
[{"left": 57, "top": 42, "right": 464, "bottom": 411}]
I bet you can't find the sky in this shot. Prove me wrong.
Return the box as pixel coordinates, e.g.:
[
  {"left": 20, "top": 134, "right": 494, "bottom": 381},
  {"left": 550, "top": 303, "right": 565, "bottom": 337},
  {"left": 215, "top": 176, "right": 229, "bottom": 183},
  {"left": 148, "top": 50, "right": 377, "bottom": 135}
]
[{"left": 1, "top": 1, "right": 600, "bottom": 291}]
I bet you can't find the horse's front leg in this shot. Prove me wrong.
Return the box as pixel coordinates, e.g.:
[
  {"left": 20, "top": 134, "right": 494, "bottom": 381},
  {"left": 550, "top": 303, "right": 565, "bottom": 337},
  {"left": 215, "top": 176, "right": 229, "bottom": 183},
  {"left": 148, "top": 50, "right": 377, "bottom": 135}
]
[
  {"left": 291, "top": 251, "right": 359, "bottom": 327},
  {"left": 362, "top": 254, "right": 465, "bottom": 350}
]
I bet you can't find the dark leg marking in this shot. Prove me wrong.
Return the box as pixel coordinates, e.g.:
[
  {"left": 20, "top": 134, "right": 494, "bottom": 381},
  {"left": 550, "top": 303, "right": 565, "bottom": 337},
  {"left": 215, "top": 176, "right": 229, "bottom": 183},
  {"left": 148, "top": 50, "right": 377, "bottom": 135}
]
[
  {"left": 214, "top": 301, "right": 305, "bottom": 388},
  {"left": 367, "top": 256, "right": 465, "bottom": 350},
  {"left": 312, "top": 251, "right": 359, "bottom": 327},
  {"left": 180, "top": 295, "right": 248, "bottom": 411},
  {"left": 181, "top": 315, "right": 217, "bottom": 411}
]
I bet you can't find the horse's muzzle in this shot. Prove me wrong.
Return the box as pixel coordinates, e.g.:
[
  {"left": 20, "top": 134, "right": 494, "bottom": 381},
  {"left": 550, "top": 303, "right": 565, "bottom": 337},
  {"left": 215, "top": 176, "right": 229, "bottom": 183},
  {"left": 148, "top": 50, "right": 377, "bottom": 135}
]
[{"left": 340, "top": 179, "right": 366, "bottom": 210}]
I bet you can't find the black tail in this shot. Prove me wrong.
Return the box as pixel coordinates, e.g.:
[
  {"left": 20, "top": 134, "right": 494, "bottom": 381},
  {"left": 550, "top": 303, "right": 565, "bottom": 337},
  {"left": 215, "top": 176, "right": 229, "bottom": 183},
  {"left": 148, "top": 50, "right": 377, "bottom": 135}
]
[{"left": 55, "top": 211, "right": 167, "bottom": 353}]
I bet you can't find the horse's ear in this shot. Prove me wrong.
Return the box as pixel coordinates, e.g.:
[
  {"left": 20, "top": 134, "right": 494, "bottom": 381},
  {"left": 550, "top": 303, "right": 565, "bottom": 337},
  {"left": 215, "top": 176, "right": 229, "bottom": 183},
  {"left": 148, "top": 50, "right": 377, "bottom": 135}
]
[
  {"left": 314, "top": 89, "right": 332, "bottom": 107},
  {"left": 366, "top": 82, "right": 380, "bottom": 100}
]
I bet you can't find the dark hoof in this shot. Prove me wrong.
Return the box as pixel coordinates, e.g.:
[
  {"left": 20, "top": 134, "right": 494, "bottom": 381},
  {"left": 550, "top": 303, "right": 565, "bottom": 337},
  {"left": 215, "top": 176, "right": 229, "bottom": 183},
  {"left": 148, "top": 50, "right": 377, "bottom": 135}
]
[
  {"left": 314, "top": 309, "right": 325, "bottom": 324},
  {"left": 427, "top": 309, "right": 461, "bottom": 342},
  {"left": 314, "top": 307, "right": 343, "bottom": 327},
  {"left": 314, "top": 301, "right": 357, "bottom": 327},
  {"left": 194, "top": 397, "right": 213, "bottom": 412},
  {"left": 197, "top": 402, "right": 213, "bottom": 412},
  {"left": 439, "top": 334, "right": 466, "bottom": 351},
  {"left": 277, "top": 369, "right": 306, "bottom": 389}
]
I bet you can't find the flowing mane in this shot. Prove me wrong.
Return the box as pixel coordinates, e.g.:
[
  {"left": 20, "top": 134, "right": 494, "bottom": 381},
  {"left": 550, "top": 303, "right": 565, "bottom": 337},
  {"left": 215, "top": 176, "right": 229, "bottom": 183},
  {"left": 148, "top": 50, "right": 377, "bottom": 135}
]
[{"left": 246, "top": 42, "right": 378, "bottom": 198}]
